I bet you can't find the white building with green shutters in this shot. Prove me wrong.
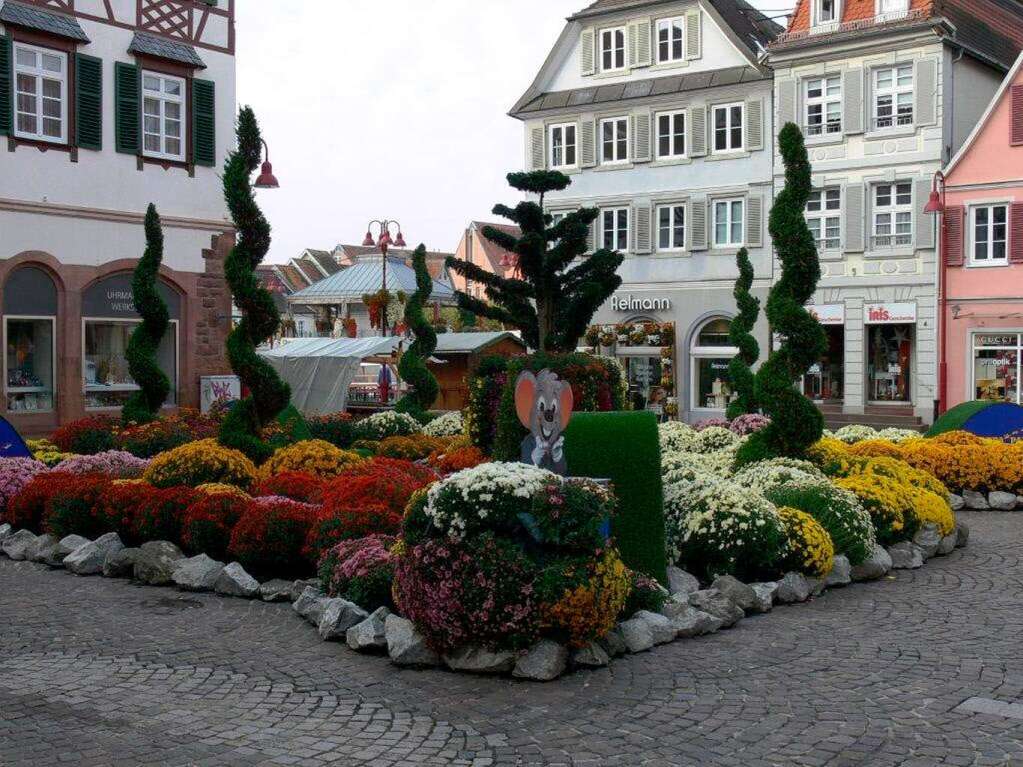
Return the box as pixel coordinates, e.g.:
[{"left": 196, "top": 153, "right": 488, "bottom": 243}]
[
  {"left": 511, "top": 0, "right": 782, "bottom": 422},
  {"left": 0, "top": 0, "right": 236, "bottom": 432},
  {"left": 767, "top": 0, "right": 1023, "bottom": 426}
]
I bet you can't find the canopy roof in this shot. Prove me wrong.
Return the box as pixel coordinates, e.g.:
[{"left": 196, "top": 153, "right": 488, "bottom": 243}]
[
  {"left": 287, "top": 256, "right": 456, "bottom": 306},
  {"left": 259, "top": 336, "right": 399, "bottom": 361},
  {"left": 433, "top": 331, "right": 524, "bottom": 355}
]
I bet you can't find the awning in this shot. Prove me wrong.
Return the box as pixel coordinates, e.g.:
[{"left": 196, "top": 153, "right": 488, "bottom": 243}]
[
  {"left": 0, "top": 1, "right": 89, "bottom": 42},
  {"left": 128, "top": 31, "right": 206, "bottom": 68}
]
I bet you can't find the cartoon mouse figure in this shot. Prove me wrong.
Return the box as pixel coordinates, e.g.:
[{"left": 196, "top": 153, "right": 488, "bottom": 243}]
[{"left": 515, "top": 369, "right": 574, "bottom": 475}]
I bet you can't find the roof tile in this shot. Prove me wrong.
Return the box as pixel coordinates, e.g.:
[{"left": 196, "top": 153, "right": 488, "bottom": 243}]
[{"left": 0, "top": 1, "right": 89, "bottom": 42}]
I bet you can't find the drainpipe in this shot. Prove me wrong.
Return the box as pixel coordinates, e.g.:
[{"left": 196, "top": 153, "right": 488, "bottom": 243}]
[{"left": 925, "top": 171, "right": 949, "bottom": 414}]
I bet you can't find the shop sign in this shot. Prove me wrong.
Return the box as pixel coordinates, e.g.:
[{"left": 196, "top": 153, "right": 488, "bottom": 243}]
[
  {"left": 808, "top": 304, "right": 845, "bottom": 326},
  {"left": 611, "top": 294, "right": 672, "bottom": 313},
  {"left": 200, "top": 376, "right": 241, "bottom": 414},
  {"left": 83, "top": 273, "right": 182, "bottom": 320},
  {"left": 976, "top": 333, "right": 1022, "bottom": 348},
  {"left": 864, "top": 302, "right": 917, "bottom": 325}
]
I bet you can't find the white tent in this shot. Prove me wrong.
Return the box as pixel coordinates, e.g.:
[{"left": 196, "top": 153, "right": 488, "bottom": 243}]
[{"left": 257, "top": 337, "right": 400, "bottom": 415}]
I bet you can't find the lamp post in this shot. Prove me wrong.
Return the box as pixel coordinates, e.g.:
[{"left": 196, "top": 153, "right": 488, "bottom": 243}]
[
  {"left": 924, "top": 170, "right": 947, "bottom": 416},
  {"left": 362, "top": 220, "right": 407, "bottom": 336},
  {"left": 254, "top": 139, "right": 280, "bottom": 189}
]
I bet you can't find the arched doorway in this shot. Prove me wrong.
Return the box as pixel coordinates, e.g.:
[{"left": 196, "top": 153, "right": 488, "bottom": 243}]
[{"left": 3, "top": 266, "right": 58, "bottom": 414}]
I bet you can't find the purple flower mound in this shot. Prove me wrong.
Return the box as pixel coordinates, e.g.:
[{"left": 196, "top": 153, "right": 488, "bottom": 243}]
[
  {"left": 57, "top": 451, "right": 151, "bottom": 479},
  {"left": 730, "top": 414, "right": 772, "bottom": 436},
  {"left": 249, "top": 495, "right": 319, "bottom": 514},
  {"left": 0, "top": 457, "right": 48, "bottom": 515},
  {"left": 694, "top": 418, "right": 731, "bottom": 432}
]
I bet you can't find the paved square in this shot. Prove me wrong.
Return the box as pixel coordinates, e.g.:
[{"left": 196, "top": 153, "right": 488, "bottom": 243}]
[{"left": 2, "top": 511, "right": 1022, "bottom": 766}]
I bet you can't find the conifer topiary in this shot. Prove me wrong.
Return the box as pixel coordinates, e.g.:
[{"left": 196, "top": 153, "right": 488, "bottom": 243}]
[
  {"left": 218, "top": 107, "right": 291, "bottom": 463},
  {"left": 445, "top": 170, "right": 623, "bottom": 352},
  {"left": 395, "top": 245, "right": 439, "bottom": 417},
  {"left": 736, "top": 124, "right": 826, "bottom": 465},
  {"left": 726, "top": 247, "right": 760, "bottom": 420},
  {"left": 123, "top": 204, "right": 171, "bottom": 425}
]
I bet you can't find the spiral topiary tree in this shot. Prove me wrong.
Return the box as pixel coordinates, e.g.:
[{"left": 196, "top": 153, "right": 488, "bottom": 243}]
[
  {"left": 726, "top": 247, "right": 760, "bottom": 420},
  {"left": 736, "top": 124, "right": 826, "bottom": 466},
  {"left": 446, "top": 170, "right": 623, "bottom": 352},
  {"left": 122, "top": 204, "right": 171, "bottom": 425},
  {"left": 395, "top": 245, "right": 439, "bottom": 418},
  {"left": 218, "top": 107, "right": 291, "bottom": 463}
]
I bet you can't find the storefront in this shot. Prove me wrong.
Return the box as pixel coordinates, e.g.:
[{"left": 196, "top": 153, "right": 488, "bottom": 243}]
[
  {"left": 690, "top": 318, "right": 737, "bottom": 413},
  {"left": 81, "top": 274, "right": 180, "bottom": 411},
  {"left": 585, "top": 319, "right": 676, "bottom": 419},
  {"left": 970, "top": 332, "right": 1023, "bottom": 404},
  {"left": 4, "top": 266, "right": 58, "bottom": 415},
  {"left": 803, "top": 304, "right": 845, "bottom": 403},
  {"left": 865, "top": 302, "right": 917, "bottom": 404}
]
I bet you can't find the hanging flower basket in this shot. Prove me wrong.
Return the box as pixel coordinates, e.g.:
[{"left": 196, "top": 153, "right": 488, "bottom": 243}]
[{"left": 363, "top": 290, "right": 393, "bottom": 330}]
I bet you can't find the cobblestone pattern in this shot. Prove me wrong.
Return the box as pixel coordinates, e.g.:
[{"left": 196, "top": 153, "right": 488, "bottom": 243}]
[{"left": 2, "top": 512, "right": 1023, "bottom": 766}]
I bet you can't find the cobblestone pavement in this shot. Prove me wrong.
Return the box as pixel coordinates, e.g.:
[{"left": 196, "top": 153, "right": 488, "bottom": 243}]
[{"left": 2, "top": 511, "right": 1023, "bottom": 767}]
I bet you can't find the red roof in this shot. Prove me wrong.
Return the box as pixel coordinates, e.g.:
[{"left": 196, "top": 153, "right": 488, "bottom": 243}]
[{"left": 778, "top": 0, "right": 1023, "bottom": 68}]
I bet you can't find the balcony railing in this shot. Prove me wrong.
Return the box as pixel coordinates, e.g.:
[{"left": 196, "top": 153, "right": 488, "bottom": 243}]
[
  {"left": 805, "top": 121, "right": 843, "bottom": 137},
  {"left": 871, "top": 234, "right": 913, "bottom": 249},
  {"left": 871, "top": 113, "right": 914, "bottom": 130}
]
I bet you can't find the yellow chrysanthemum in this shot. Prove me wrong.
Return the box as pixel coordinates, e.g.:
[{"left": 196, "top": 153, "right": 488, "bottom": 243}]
[
  {"left": 543, "top": 550, "right": 631, "bottom": 648},
  {"left": 778, "top": 506, "right": 835, "bottom": 578},
  {"left": 144, "top": 439, "right": 257, "bottom": 490},
  {"left": 259, "top": 440, "right": 365, "bottom": 481}
]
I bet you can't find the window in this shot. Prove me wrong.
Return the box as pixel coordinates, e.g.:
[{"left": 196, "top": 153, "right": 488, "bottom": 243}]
[
  {"left": 656, "top": 17, "right": 685, "bottom": 63},
  {"left": 143, "top": 71, "right": 186, "bottom": 161},
  {"left": 549, "top": 123, "right": 577, "bottom": 169},
  {"left": 602, "top": 208, "right": 629, "bottom": 252},
  {"left": 805, "top": 76, "right": 842, "bottom": 136},
  {"left": 971, "top": 205, "right": 1009, "bottom": 265},
  {"left": 656, "top": 110, "right": 686, "bottom": 159},
  {"left": 13, "top": 44, "right": 67, "bottom": 143},
  {"left": 5, "top": 317, "right": 55, "bottom": 413},
  {"left": 600, "top": 27, "right": 626, "bottom": 71},
  {"left": 872, "top": 182, "right": 913, "bottom": 248},
  {"left": 973, "top": 333, "right": 1022, "bottom": 404},
  {"left": 713, "top": 198, "right": 745, "bottom": 246},
  {"left": 876, "top": 0, "right": 909, "bottom": 21},
  {"left": 601, "top": 117, "right": 629, "bottom": 164},
  {"left": 806, "top": 188, "right": 842, "bottom": 250},
  {"left": 691, "top": 318, "right": 738, "bottom": 410},
  {"left": 657, "top": 204, "right": 686, "bottom": 251},
  {"left": 814, "top": 0, "right": 838, "bottom": 24},
  {"left": 83, "top": 320, "right": 178, "bottom": 409},
  {"left": 873, "top": 64, "right": 913, "bottom": 130},
  {"left": 712, "top": 103, "right": 744, "bottom": 152}
]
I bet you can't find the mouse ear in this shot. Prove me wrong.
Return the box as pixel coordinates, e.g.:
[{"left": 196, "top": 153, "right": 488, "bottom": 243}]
[
  {"left": 514, "top": 371, "right": 537, "bottom": 429},
  {"left": 558, "top": 381, "right": 574, "bottom": 430}
]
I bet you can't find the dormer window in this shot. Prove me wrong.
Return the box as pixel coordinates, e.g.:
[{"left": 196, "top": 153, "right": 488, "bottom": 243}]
[
  {"left": 656, "top": 17, "right": 685, "bottom": 63},
  {"left": 811, "top": 0, "right": 840, "bottom": 29},
  {"left": 600, "top": 27, "right": 626, "bottom": 72}
]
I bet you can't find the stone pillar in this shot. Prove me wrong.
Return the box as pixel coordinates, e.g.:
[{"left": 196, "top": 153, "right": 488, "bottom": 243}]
[
  {"left": 843, "top": 295, "right": 865, "bottom": 415},
  {"left": 193, "top": 232, "right": 235, "bottom": 391}
]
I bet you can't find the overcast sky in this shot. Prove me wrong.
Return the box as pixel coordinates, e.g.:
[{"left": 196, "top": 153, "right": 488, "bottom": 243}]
[{"left": 236, "top": 0, "right": 793, "bottom": 264}]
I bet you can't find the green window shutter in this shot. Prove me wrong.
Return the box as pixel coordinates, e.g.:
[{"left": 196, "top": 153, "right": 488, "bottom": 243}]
[
  {"left": 192, "top": 78, "right": 216, "bottom": 167},
  {"left": 0, "top": 35, "right": 11, "bottom": 136},
  {"left": 115, "top": 62, "right": 140, "bottom": 154},
  {"left": 75, "top": 54, "right": 103, "bottom": 150}
]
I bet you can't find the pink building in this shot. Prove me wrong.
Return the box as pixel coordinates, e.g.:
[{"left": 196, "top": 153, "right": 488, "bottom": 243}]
[{"left": 940, "top": 52, "right": 1023, "bottom": 410}]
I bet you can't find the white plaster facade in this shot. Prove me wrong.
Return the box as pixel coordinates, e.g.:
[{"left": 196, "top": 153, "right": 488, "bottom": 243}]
[
  {"left": 768, "top": 20, "right": 1006, "bottom": 423},
  {"left": 513, "top": 0, "right": 780, "bottom": 423}
]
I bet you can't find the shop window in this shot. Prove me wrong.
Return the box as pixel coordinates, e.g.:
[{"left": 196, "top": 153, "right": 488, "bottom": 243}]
[
  {"left": 4, "top": 266, "right": 58, "bottom": 414},
  {"left": 83, "top": 319, "right": 178, "bottom": 409},
  {"left": 802, "top": 325, "right": 844, "bottom": 402},
  {"left": 5, "top": 318, "right": 55, "bottom": 413},
  {"left": 691, "top": 318, "right": 737, "bottom": 411},
  {"left": 973, "top": 333, "right": 1021, "bottom": 404},
  {"left": 868, "top": 324, "right": 913, "bottom": 402}
]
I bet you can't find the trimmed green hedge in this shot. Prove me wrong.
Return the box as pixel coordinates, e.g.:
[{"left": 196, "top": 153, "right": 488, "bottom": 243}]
[{"left": 564, "top": 411, "right": 667, "bottom": 585}]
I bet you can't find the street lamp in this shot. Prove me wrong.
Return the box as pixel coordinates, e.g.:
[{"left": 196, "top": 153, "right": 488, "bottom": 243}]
[
  {"left": 363, "top": 220, "right": 407, "bottom": 336},
  {"left": 254, "top": 139, "right": 280, "bottom": 189},
  {"left": 924, "top": 170, "right": 947, "bottom": 415}
]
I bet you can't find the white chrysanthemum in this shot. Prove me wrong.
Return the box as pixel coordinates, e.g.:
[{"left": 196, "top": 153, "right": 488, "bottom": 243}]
[
  {"left": 876, "top": 427, "right": 920, "bottom": 443},
  {"left": 833, "top": 424, "right": 878, "bottom": 444},
  {"left": 732, "top": 457, "right": 828, "bottom": 493},
  {"left": 659, "top": 421, "right": 698, "bottom": 453},
  {"left": 423, "top": 411, "right": 465, "bottom": 437},
  {"left": 694, "top": 426, "right": 739, "bottom": 454}
]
